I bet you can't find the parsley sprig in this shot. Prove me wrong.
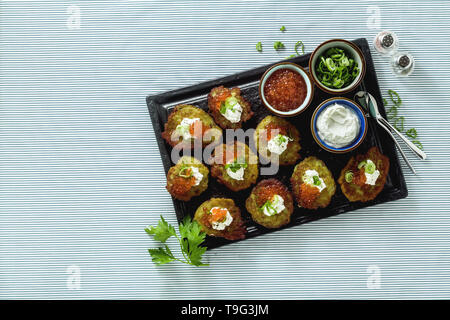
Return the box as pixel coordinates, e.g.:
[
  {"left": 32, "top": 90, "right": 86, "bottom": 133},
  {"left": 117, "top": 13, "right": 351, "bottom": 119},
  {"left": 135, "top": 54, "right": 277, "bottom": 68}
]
[{"left": 145, "top": 215, "right": 208, "bottom": 266}]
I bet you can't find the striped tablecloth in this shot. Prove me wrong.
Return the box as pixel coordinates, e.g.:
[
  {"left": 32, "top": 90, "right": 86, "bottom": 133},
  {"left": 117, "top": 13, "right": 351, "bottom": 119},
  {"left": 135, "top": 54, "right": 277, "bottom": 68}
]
[{"left": 1, "top": 0, "right": 449, "bottom": 299}]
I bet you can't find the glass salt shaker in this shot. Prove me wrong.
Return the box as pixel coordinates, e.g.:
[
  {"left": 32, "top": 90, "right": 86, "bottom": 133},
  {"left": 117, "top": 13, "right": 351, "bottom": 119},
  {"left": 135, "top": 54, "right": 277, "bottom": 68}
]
[
  {"left": 373, "top": 30, "right": 399, "bottom": 56},
  {"left": 390, "top": 51, "right": 415, "bottom": 77}
]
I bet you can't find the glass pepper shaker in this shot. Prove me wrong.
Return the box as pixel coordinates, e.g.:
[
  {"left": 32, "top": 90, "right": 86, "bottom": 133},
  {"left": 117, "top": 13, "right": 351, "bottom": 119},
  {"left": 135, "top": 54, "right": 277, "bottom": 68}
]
[
  {"left": 373, "top": 30, "right": 399, "bottom": 56},
  {"left": 390, "top": 51, "right": 415, "bottom": 77}
]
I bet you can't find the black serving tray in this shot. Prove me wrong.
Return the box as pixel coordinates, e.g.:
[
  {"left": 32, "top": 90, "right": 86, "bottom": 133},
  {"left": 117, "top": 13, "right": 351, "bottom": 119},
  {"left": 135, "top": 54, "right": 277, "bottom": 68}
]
[{"left": 146, "top": 38, "right": 408, "bottom": 249}]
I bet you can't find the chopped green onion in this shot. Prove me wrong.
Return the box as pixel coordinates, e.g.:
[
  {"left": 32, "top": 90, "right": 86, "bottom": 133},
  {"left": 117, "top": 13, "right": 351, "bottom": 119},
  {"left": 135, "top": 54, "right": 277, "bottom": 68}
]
[
  {"left": 220, "top": 96, "right": 238, "bottom": 114},
  {"left": 286, "top": 54, "right": 296, "bottom": 59},
  {"left": 394, "top": 116, "right": 405, "bottom": 132},
  {"left": 225, "top": 158, "right": 248, "bottom": 173},
  {"left": 357, "top": 160, "right": 367, "bottom": 169},
  {"left": 178, "top": 165, "right": 193, "bottom": 178},
  {"left": 280, "top": 26, "right": 286, "bottom": 32},
  {"left": 345, "top": 171, "right": 354, "bottom": 183},
  {"left": 260, "top": 200, "right": 277, "bottom": 216},
  {"left": 365, "top": 161, "right": 376, "bottom": 174},
  {"left": 294, "top": 41, "right": 304, "bottom": 55},
  {"left": 277, "top": 134, "right": 287, "bottom": 144},
  {"left": 256, "top": 42, "right": 263, "bottom": 52},
  {"left": 325, "top": 58, "right": 336, "bottom": 71},
  {"left": 387, "top": 106, "right": 398, "bottom": 119},
  {"left": 315, "top": 47, "right": 359, "bottom": 89},
  {"left": 406, "top": 128, "right": 417, "bottom": 139},
  {"left": 273, "top": 41, "right": 285, "bottom": 51},
  {"left": 385, "top": 89, "right": 424, "bottom": 152},
  {"left": 313, "top": 176, "right": 321, "bottom": 186},
  {"left": 388, "top": 89, "right": 402, "bottom": 106},
  {"left": 412, "top": 140, "right": 423, "bottom": 150}
]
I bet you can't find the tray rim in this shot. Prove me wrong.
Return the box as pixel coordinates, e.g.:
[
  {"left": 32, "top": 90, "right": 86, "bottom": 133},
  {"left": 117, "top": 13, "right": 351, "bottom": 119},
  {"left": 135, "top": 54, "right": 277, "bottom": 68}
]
[{"left": 146, "top": 37, "right": 408, "bottom": 249}]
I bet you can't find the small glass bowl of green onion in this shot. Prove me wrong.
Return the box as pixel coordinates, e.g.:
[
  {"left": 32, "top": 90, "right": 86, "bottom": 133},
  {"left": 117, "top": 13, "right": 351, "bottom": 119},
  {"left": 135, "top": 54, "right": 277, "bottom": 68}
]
[{"left": 309, "top": 39, "right": 366, "bottom": 94}]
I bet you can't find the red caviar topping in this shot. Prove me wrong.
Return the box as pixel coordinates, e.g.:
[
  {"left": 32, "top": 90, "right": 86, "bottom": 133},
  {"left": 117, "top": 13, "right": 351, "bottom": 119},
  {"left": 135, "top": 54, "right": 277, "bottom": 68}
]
[
  {"left": 188, "top": 120, "right": 207, "bottom": 139},
  {"left": 299, "top": 183, "right": 320, "bottom": 208},
  {"left": 255, "top": 183, "right": 287, "bottom": 207},
  {"left": 171, "top": 176, "right": 195, "bottom": 196},
  {"left": 264, "top": 68, "right": 307, "bottom": 111},
  {"left": 209, "top": 207, "right": 228, "bottom": 223},
  {"left": 212, "top": 89, "right": 232, "bottom": 112},
  {"left": 263, "top": 123, "right": 288, "bottom": 141},
  {"left": 352, "top": 168, "right": 367, "bottom": 186}
]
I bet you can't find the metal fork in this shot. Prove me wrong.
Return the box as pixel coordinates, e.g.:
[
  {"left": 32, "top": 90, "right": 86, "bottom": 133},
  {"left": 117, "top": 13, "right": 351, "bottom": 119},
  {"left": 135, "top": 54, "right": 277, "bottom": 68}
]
[{"left": 354, "top": 90, "right": 417, "bottom": 175}]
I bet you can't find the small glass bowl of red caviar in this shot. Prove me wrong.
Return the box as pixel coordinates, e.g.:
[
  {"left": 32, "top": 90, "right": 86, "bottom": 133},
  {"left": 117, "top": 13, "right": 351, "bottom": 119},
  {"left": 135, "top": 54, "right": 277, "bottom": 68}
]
[{"left": 259, "top": 62, "right": 314, "bottom": 117}]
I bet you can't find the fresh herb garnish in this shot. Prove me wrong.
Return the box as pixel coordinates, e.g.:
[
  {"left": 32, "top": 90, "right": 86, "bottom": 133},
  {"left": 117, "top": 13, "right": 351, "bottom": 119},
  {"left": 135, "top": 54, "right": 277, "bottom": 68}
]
[
  {"left": 388, "top": 89, "right": 402, "bottom": 106},
  {"left": 220, "top": 96, "right": 239, "bottom": 115},
  {"left": 294, "top": 41, "right": 305, "bottom": 55},
  {"left": 412, "top": 140, "right": 423, "bottom": 150},
  {"left": 365, "top": 161, "right": 376, "bottom": 174},
  {"left": 260, "top": 200, "right": 277, "bottom": 216},
  {"left": 280, "top": 25, "right": 286, "bottom": 32},
  {"left": 383, "top": 90, "right": 423, "bottom": 150},
  {"left": 315, "top": 47, "right": 359, "bottom": 89},
  {"left": 406, "top": 128, "right": 417, "bottom": 139},
  {"left": 274, "top": 41, "right": 285, "bottom": 51},
  {"left": 357, "top": 160, "right": 367, "bottom": 169},
  {"left": 312, "top": 175, "right": 321, "bottom": 186},
  {"left": 387, "top": 105, "right": 398, "bottom": 119},
  {"left": 358, "top": 160, "right": 376, "bottom": 174},
  {"left": 277, "top": 134, "right": 287, "bottom": 144},
  {"left": 145, "top": 215, "right": 208, "bottom": 266},
  {"left": 256, "top": 41, "right": 263, "bottom": 52},
  {"left": 345, "top": 171, "right": 354, "bottom": 183},
  {"left": 178, "top": 165, "right": 193, "bottom": 178},
  {"left": 225, "top": 158, "right": 248, "bottom": 173},
  {"left": 394, "top": 116, "right": 405, "bottom": 132}
]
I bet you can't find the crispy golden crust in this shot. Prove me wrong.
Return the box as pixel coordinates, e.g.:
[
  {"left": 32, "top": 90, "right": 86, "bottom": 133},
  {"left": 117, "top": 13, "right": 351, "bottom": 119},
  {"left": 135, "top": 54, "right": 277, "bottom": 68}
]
[
  {"left": 210, "top": 141, "right": 259, "bottom": 192},
  {"left": 165, "top": 156, "right": 209, "bottom": 201},
  {"left": 194, "top": 198, "right": 246, "bottom": 240},
  {"left": 290, "top": 156, "right": 336, "bottom": 209},
  {"left": 254, "top": 115, "right": 301, "bottom": 166},
  {"left": 338, "top": 146, "right": 390, "bottom": 202},
  {"left": 207, "top": 86, "right": 253, "bottom": 129},
  {"left": 245, "top": 179, "right": 294, "bottom": 229},
  {"left": 161, "top": 104, "right": 222, "bottom": 149}
]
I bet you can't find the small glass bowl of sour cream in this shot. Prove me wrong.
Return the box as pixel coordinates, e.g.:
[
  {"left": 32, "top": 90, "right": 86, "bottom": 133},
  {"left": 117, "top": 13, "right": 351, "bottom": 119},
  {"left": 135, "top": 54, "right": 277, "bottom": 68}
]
[{"left": 311, "top": 97, "right": 367, "bottom": 153}]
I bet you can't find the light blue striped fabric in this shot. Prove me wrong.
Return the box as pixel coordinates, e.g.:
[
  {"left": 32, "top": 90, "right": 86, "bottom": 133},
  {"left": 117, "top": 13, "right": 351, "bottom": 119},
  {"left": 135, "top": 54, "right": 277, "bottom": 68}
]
[{"left": 1, "top": 0, "right": 450, "bottom": 299}]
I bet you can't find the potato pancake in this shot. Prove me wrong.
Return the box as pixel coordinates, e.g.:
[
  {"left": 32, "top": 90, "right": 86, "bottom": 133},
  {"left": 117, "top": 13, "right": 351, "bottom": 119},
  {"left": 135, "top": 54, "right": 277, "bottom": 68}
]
[
  {"left": 338, "top": 146, "right": 390, "bottom": 202},
  {"left": 245, "top": 179, "right": 294, "bottom": 229},
  {"left": 194, "top": 198, "right": 246, "bottom": 240},
  {"left": 290, "top": 156, "right": 336, "bottom": 209}
]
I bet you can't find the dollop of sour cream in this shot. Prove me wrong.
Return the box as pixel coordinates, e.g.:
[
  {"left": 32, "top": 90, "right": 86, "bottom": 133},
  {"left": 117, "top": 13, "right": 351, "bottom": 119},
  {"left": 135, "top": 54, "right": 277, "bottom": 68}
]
[
  {"left": 364, "top": 160, "right": 380, "bottom": 185},
  {"left": 262, "top": 194, "right": 285, "bottom": 216},
  {"left": 267, "top": 134, "right": 292, "bottom": 155},
  {"left": 303, "top": 169, "right": 326, "bottom": 192},
  {"left": 226, "top": 165, "right": 245, "bottom": 181},
  {"left": 316, "top": 103, "right": 360, "bottom": 148},
  {"left": 221, "top": 96, "right": 243, "bottom": 123},
  {"left": 190, "top": 166, "right": 203, "bottom": 186},
  {"left": 174, "top": 117, "right": 200, "bottom": 140},
  {"left": 210, "top": 207, "right": 233, "bottom": 230},
  {"left": 222, "top": 102, "right": 243, "bottom": 123}
]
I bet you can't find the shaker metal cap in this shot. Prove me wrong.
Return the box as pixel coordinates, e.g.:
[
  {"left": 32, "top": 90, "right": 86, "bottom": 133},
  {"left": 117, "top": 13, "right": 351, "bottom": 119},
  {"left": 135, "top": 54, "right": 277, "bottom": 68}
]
[
  {"left": 398, "top": 55, "right": 411, "bottom": 68},
  {"left": 381, "top": 34, "right": 394, "bottom": 48}
]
